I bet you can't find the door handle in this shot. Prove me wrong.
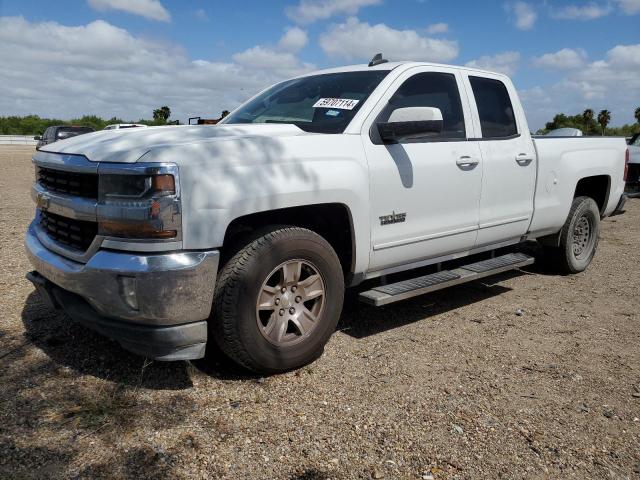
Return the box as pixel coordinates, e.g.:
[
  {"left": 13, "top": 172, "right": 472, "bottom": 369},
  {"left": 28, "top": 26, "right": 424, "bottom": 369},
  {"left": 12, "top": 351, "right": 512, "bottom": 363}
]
[
  {"left": 456, "top": 156, "right": 479, "bottom": 169},
  {"left": 515, "top": 153, "right": 533, "bottom": 166}
]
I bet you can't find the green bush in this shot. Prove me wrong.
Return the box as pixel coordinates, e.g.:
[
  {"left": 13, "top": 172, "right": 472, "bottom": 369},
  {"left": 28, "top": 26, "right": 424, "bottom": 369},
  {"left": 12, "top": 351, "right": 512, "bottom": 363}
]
[{"left": 0, "top": 114, "right": 176, "bottom": 135}]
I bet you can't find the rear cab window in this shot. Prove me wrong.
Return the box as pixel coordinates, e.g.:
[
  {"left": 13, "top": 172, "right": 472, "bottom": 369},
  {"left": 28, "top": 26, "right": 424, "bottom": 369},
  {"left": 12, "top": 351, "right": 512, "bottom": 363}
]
[{"left": 469, "top": 76, "right": 518, "bottom": 139}]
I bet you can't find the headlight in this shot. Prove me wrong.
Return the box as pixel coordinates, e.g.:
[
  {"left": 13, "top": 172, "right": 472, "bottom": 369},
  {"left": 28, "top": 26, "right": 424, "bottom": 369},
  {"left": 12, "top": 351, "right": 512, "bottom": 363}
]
[
  {"left": 96, "top": 165, "right": 181, "bottom": 242},
  {"left": 100, "top": 174, "right": 175, "bottom": 198}
]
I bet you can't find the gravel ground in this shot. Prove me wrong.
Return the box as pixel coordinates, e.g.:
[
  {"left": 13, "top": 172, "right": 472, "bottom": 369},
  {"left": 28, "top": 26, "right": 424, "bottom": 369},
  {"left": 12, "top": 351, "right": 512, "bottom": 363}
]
[{"left": 1, "top": 145, "right": 639, "bottom": 479}]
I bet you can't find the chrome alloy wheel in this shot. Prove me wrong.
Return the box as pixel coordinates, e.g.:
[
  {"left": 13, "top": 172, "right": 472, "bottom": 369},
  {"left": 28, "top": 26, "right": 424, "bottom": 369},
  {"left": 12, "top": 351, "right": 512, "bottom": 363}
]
[
  {"left": 572, "top": 215, "right": 594, "bottom": 259},
  {"left": 255, "top": 259, "right": 326, "bottom": 346}
]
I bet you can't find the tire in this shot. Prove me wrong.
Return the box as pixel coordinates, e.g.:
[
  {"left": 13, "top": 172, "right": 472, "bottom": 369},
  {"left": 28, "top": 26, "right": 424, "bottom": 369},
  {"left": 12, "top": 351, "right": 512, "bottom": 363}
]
[
  {"left": 550, "top": 196, "right": 600, "bottom": 274},
  {"left": 210, "top": 227, "right": 345, "bottom": 374}
]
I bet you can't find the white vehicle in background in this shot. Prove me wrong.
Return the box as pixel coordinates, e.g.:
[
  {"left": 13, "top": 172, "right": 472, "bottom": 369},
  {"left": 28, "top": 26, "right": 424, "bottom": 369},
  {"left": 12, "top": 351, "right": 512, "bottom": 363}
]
[
  {"left": 103, "top": 123, "right": 148, "bottom": 130},
  {"left": 545, "top": 127, "right": 583, "bottom": 137},
  {"left": 25, "top": 56, "right": 629, "bottom": 374}
]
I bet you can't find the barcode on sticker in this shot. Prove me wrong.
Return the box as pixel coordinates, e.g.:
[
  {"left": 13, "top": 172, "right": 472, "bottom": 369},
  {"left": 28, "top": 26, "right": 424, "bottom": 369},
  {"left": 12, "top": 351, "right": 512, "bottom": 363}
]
[{"left": 313, "top": 98, "right": 360, "bottom": 110}]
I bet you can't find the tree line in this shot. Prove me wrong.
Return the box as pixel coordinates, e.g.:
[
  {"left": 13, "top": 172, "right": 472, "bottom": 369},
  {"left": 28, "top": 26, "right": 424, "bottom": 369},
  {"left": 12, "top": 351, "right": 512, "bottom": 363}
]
[
  {"left": 0, "top": 106, "right": 174, "bottom": 135},
  {"left": 2, "top": 105, "right": 640, "bottom": 137},
  {"left": 539, "top": 107, "right": 640, "bottom": 136}
]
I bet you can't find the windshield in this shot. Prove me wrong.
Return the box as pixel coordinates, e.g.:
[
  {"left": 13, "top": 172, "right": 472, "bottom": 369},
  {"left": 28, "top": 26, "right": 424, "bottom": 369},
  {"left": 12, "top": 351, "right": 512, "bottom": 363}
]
[{"left": 223, "top": 71, "right": 389, "bottom": 134}]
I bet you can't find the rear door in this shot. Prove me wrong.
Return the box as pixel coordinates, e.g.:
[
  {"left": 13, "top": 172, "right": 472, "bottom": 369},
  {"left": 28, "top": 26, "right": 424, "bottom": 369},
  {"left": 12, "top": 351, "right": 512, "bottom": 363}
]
[{"left": 463, "top": 74, "right": 536, "bottom": 247}]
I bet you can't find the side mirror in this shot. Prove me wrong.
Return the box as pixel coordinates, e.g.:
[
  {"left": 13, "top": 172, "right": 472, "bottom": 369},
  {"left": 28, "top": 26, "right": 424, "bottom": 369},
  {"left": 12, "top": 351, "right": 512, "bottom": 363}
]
[
  {"left": 34, "top": 135, "right": 41, "bottom": 140},
  {"left": 377, "top": 107, "right": 443, "bottom": 143}
]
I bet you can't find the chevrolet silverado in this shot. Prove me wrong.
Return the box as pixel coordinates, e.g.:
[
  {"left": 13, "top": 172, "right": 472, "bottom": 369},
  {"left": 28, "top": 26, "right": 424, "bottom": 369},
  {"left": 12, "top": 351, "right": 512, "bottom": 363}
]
[{"left": 26, "top": 59, "right": 629, "bottom": 373}]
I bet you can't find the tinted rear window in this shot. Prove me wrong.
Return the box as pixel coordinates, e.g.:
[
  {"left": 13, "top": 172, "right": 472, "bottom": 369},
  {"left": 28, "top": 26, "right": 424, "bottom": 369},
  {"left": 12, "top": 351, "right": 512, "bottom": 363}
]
[{"left": 469, "top": 76, "right": 517, "bottom": 139}]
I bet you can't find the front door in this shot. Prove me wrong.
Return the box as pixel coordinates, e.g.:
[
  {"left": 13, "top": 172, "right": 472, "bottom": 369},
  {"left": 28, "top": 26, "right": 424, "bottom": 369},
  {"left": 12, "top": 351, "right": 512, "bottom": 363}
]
[{"left": 363, "top": 67, "right": 483, "bottom": 272}]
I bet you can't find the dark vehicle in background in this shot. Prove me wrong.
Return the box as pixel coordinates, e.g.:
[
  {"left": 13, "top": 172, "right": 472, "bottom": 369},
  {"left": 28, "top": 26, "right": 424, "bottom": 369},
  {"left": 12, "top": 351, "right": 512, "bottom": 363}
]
[
  {"left": 627, "top": 133, "right": 640, "bottom": 193},
  {"left": 35, "top": 126, "right": 94, "bottom": 149}
]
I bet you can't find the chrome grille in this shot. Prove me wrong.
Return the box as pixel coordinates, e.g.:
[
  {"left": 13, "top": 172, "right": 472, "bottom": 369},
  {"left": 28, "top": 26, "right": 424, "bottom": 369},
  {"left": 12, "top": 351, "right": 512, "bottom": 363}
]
[
  {"left": 37, "top": 167, "right": 98, "bottom": 199},
  {"left": 39, "top": 210, "right": 98, "bottom": 252}
]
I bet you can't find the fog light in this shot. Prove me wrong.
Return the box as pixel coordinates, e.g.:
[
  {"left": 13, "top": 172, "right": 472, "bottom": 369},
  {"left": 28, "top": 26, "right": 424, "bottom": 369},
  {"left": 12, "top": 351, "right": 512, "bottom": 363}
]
[{"left": 118, "top": 276, "right": 138, "bottom": 310}]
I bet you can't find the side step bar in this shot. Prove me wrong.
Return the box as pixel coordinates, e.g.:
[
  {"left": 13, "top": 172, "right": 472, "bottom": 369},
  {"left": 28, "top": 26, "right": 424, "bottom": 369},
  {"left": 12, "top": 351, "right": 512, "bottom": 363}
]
[{"left": 359, "top": 252, "right": 534, "bottom": 307}]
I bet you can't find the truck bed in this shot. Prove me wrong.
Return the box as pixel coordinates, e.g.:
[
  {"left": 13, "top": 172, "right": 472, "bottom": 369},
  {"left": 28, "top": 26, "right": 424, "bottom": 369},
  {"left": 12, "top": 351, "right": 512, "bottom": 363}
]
[{"left": 528, "top": 136, "right": 627, "bottom": 236}]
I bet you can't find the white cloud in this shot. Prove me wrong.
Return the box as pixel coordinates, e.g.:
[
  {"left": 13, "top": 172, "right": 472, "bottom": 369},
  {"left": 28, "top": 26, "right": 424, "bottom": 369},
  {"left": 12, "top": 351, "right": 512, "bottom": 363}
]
[
  {"left": 319, "top": 17, "right": 459, "bottom": 63},
  {"left": 278, "top": 27, "right": 308, "bottom": 52},
  {"left": 426, "top": 22, "right": 449, "bottom": 34},
  {"left": 233, "top": 46, "right": 314, "bottom": 77},
  {"left": 533, "top": 48, "right": 587, "bottom": 70},
  {"left": 550, "top": 2, "right": 612, "bottom": 20},
  {"left": 465, "top": 51, "right": 521, "bottom": 76},
  {"left": 195, "top": 8, "right": 209, "bottom": 22},
  {"left": 607, "top": 44, "right": 640, "bottom": 66},
  {"left": 505, "top": 1, "right": 537, "bottom": 30},
  {"left": 520, "top": 43, "right": 640, "bottom": 129},
  {"left": 0, "top": 16, "right": 314, "bottom": 121},
  {"left": 286, "top": 0, "right": 381, "bottom": 24},
  {"left": 87, "top": 0, "right": 171, "bottom": 22},
  {"left": 616, "top": 0, "right": 640, "bottom": 14}
]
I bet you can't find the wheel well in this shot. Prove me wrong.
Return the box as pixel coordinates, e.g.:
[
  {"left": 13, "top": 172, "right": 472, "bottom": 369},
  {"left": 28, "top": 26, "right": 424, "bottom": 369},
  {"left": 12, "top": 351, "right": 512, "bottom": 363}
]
[
  {"left": 222, "top": 204, "right": 354, "bottom": 275},
  {"left": 574, "top": 175, "right": 610, "bottom": 214}
]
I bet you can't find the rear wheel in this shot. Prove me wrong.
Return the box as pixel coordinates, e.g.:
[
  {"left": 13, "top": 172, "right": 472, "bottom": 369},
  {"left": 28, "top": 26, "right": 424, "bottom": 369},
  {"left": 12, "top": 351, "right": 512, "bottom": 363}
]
[
  {"left": 210, "top": 227, "right": 345, "bottom": 374},
  {"left": 546, "top": 196, "right": 600, "bottom": 274}
]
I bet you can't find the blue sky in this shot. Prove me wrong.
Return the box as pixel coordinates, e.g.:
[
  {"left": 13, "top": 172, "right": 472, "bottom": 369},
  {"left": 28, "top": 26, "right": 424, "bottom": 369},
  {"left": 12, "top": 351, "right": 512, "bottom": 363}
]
[{"left": 1, "top": 0, "right": 639, "bottom": 129}]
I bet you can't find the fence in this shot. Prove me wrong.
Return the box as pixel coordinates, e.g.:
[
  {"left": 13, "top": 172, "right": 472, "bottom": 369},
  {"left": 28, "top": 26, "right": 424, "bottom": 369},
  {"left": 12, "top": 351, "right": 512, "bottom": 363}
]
[{"left": 0, "top": 135, "right": 37, "bottom": 146}]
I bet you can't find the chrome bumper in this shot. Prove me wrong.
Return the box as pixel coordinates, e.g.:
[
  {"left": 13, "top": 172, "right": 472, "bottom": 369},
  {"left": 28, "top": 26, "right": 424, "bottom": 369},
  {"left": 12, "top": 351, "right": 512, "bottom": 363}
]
[{"left": 25, "top": 222, "right": 219, "bottom": 326}]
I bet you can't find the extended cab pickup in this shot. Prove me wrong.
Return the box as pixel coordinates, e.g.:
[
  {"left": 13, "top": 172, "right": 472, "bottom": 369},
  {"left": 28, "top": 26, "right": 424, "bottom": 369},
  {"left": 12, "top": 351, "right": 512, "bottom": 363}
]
[{"left": 25, "top": 60, "right": 629, "bottom": 373}]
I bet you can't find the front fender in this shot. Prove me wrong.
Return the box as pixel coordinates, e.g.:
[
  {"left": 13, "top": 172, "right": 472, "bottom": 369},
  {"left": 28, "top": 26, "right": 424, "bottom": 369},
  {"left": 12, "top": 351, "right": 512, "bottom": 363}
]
[{"left": 147, "top": 134, "right": 372, "bottom": 275}]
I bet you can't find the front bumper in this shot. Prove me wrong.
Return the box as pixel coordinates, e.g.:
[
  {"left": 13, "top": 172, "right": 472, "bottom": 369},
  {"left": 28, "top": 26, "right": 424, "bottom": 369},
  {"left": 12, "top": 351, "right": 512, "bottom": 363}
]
[{"left": 25, "top": 223, "right": 220, "bottom": 360}]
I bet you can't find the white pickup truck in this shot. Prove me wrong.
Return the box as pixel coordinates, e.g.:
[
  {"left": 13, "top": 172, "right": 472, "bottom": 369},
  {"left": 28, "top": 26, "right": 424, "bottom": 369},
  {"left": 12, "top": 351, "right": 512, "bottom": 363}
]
[{"left": 26, "top": 58, "right": 629, "bottom": 373}]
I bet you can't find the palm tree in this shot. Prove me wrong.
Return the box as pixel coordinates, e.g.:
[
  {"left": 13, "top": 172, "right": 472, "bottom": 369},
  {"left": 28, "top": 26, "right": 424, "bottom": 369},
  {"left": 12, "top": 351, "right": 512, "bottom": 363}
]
[
  {"left": 597, "top": 110, "right": 611, "bottom": 135},
  {"left": 635, "top": 107, "right": 640, "bottom": 125},
  {"left": 153, "top": 106, "right": 171, "bottom": 122},
  {"left": 582, "top": 108, "right": 594, "bottom": 134}
]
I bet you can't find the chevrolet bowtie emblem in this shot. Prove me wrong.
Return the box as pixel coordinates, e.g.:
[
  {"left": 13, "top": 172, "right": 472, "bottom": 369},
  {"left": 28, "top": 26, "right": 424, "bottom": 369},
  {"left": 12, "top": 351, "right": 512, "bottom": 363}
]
[{"left": 36, "top": 192, "right": 50, "bottom": 210}]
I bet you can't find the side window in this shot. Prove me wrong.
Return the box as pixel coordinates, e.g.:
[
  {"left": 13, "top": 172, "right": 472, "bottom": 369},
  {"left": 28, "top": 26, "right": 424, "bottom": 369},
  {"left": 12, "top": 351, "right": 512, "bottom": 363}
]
[
  {"left": 469, "top": 76, "right": 518, "bottom": 139},
  {"left": 380, "top": 72, "right": 466, "bottom": 140},
  {"left": 44, "top": 128, "right": 53, "bottom": 141}
]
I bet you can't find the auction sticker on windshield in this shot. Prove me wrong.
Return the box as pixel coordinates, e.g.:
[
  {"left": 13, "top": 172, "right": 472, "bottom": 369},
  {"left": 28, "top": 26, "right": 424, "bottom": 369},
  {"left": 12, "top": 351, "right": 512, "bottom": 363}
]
[{"left": 313, "top": 98, "right": 360, "bottom": 110}]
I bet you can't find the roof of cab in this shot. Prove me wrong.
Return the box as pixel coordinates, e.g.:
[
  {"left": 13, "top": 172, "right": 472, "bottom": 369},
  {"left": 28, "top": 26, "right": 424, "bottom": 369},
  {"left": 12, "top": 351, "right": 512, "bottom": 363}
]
[{"left": 298, "top": 61, "right": 510, "bottom": 79}]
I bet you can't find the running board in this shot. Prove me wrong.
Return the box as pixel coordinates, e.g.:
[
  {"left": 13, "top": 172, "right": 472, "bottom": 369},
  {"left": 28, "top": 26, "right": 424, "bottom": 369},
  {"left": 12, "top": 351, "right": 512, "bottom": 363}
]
[{"left": 359, "top": 253, "right": 534, "bottom": 307}]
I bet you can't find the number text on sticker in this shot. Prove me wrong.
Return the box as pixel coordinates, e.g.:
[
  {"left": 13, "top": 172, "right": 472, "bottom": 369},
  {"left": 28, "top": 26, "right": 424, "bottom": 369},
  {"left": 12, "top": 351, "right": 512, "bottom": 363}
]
[{"left": 313, "top": 98, "right": 360, "bottom": 110}]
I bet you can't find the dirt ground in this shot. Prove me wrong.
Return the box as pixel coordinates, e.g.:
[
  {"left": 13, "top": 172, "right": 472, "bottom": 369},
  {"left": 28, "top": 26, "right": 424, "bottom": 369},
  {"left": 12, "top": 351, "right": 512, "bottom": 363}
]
[{"left": 1, "top": 144, "right": 638, "bottom": 479}]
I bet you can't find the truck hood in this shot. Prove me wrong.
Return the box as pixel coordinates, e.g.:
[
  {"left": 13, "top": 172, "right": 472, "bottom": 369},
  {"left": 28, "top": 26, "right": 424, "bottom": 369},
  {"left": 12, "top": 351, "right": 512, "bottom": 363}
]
[{"left": 40, "top": 124, "right": 310, "bottom": 163}]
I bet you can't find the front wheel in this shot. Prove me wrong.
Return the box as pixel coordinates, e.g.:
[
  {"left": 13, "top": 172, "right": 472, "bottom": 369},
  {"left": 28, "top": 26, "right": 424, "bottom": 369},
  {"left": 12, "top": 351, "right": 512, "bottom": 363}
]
[
  {"left": 546, "top": 196, "right": 600, "bottom": 274},
  {"left": 210, "top": 227, "right": 345, "bottom": 374}
]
